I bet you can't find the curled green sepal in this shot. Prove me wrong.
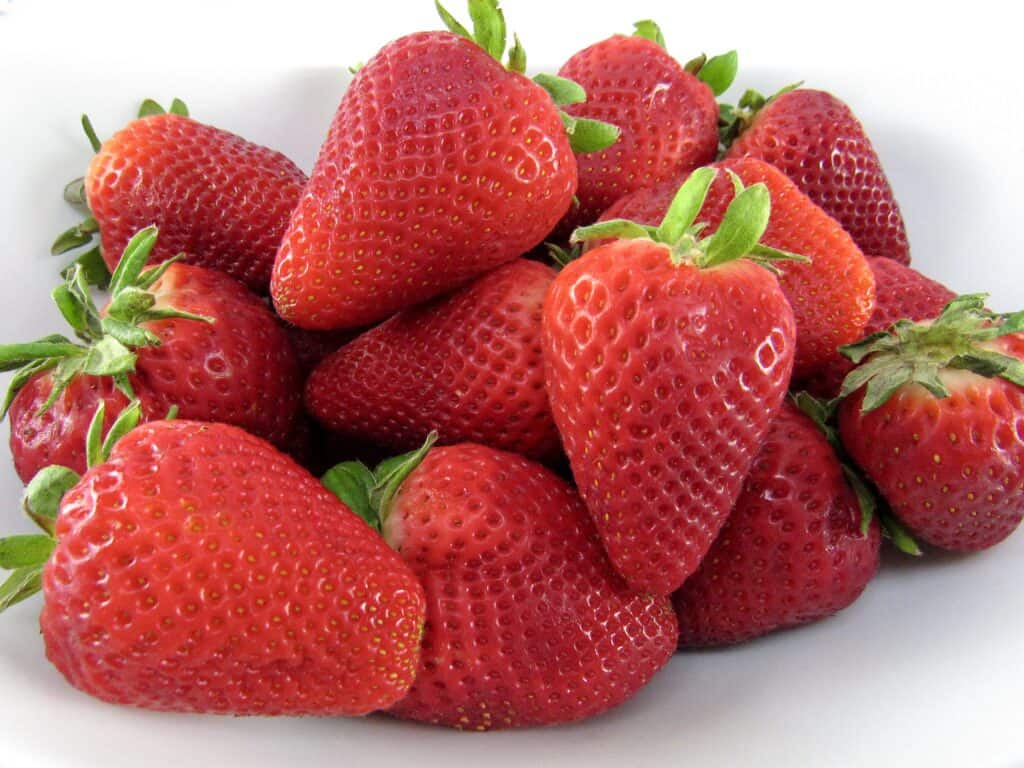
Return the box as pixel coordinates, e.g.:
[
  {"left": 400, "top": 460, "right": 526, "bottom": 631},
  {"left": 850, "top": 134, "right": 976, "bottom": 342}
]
[
  {"left": 138, "top": 98, "right": 190, "bottom": 118},
  {"left": 838, "top": 294, "right": 1024, "bottom": 413},
  {"left": 51, "top": 217, "right": 99, "bottom": 256},
  {"left": 533, "top": 74, "right": 585, "bottom": 106},
  {"left": 436, "top": 0, "right": 508, "bottom": 62},
  {"left": 23, "top": 465, "right": 80, "bottom": 538},
  {"left": 685, "top": 50, "right": 738, "bottom": 97},
  {"left": 560, "top": 112, "right": 620, "bottom": 154},
  {"left": 0, "top": 565, "right": 46, "bottom": 613},
  {"left": 879, "top": 513, "right": 923, "bottom": 556},
  {"left": 632, "top": 20, "right": 666, "bottom": 48}
]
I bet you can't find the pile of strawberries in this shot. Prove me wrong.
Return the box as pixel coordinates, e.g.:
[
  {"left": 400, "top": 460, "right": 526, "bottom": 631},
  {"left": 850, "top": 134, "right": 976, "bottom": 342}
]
[{"left": 2, "top": 0, "right": 1022, "bottom": 731}]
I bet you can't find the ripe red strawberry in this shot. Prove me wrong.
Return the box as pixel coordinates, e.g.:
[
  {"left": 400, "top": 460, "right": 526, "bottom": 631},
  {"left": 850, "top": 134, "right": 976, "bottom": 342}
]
[
  {"left": 803, "top": 256, "right": 956, "bottom": 397},
  {"left": 271, "top": 1, "right": 614, "bottom": 330},
  {"left": 306, "top": 259, "right": 559, "bottom": 460},
  {"left": 599, "top": 157, "right": 876, "bottom": 382},
  {"left": 673, "top": 401, "right": 881, "bottom": 647},
  {"left": 838, "top": 296, "right": 1024, "bottom": 551},
  {"left": 73, "top": 101, "right": 307, "bottom": 293},
  {"left": 0, "top": 412, "right": 426, "bottom": 715},
  {"left": 724, "top": 88, "right": 910, "bottom": 264},
  {"left": 4, "top": 229, "right": 302, "bottom": 483},
  {"left": 323, "top": 440, "right": 678, "bottom": 729},
  {"left": 553, "top": 21, "right": 729, "bottom": 232},
  {"left": 544, "top": 168, "right": 797, "bottom": 595}
]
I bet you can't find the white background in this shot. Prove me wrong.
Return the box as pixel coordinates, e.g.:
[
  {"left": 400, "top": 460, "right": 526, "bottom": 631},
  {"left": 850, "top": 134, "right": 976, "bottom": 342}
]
[{"left": 1, "top": 2, "right": 1023, "bottom": 767}]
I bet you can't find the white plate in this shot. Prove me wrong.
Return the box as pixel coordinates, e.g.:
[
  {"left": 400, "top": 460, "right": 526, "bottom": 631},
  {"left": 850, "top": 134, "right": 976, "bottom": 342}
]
[{"left": 1, "top": 2, "right": 1023, "bottom": 767}]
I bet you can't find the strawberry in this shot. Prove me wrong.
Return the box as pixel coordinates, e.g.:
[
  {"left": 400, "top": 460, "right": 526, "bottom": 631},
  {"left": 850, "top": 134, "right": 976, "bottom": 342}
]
[
  {"left": 280, "top": 324, "right": 360, "bottom": 376},
  {"left": 553, "top": 21, "right": 731, "bottom": 233},
  {"left": 322, "top": 439, "right": 678, "bottom": 729},
  {"left": 3, "top": 228, "right": 302, "bottom": 482},
  {"left": 305, "top": 259, "right": 559, "bottom": 460},
  {"left": 803, "top": 256, "right": 956, "bottom": 397},
  {"left": 599, "top": 157, "right": 876, "bottom": 382},
  {"left": 58, "top": 99, "right": 307, "bottom": 293},
  {"left": 271, "top": 1, "right": 617, "bottom": 330},
  {"left": 673, "top": 401, "right": 881, "bottom": 647},
  {"left": 723, "top": 87, "right": 910, "bottom": 265},
  {"left": 0, "top": 408, "right": 426, "bottom": 715},
  {"left": 543, "top": 168, "right": 797, "bottom": 595},
  {"left": 837, "top": 295, "right": 1024, "bottom": 551}
]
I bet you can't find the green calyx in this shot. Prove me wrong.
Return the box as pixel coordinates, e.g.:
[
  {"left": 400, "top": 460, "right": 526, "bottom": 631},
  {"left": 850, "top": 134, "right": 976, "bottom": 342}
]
[
  {"left": 321, "top": 433, "right": 438, "bottom": 536},
  {"left": 436, "top": 0, "right": 619, "bottom": 154},
  {"left": 717, "top": 82, "right": 801, "bottom": 155},
  {"left": 0, "top": 401, "right": 142, "bottom": 613},
  {"left": 792, "top": 391, "right": 922, "bottom": 556},
  {"left": 571, "top": 166, "right": 808, "bottom": 271},
  {"left": 0, "top": 227, "right": 211, "bottom": 419},
  {"left": 838, "top": 294, "right": 1024, "bottom": 414},
  {"left": 684, "top": 50, "right": 739, "bottom": 98}
]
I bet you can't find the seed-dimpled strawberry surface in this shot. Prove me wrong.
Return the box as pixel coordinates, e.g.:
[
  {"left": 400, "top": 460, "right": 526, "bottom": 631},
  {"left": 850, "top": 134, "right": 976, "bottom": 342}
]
[
  {"left": 384, "top": 444, "right": 678, "bottom": 730},
  {"left": 41, "top": 421, "right": 426, "bottom": 715},
  {"left": 305, "top": 259, "right": 560, "bottom": 459},
  {"left": 674, "top": 402, "right": 881, "bottom": 647},
  {"left": 86, "top": 114, "right": 307, "bottom": 293},
  {"left": 271, "top": 31, "right": 577, "bottom": 330},
  {"left": 543, "top": 239, "right": 796, "bottom": 595}
]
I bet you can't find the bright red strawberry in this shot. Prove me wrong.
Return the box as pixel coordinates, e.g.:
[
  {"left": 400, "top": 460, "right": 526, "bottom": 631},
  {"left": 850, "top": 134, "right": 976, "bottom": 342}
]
[
  {"left": 77, "top": 103, "right": 307, "bottom": 293},
  {"left": 599, "top": 157, "right": 876, "bottom": 382},
  {"left": 271, "top": 1, "right": 606, "bottom": 330},
  {"left": 0, "top": 412, "right": 425, "bottom": 715},
  {"left": 838, "top": 296, "right": 1024, "bottom": 551},
  {"left": 554, "top": 22, "right": 727, "bottom": 233},
  {"left": 323, "top": 440, "right": 678, "bottom": 729},
  {"left": 544, "top": 168, "right": 797, "bottom": 595},
  {"left": 673, "top": 401, "right": 881, "bottom": 647},
  {"left": 306, "top": 259, "right": 559, "bottom": 460},
  {"left": 4, "top": 229, "right": 302, "bottom": 482},
  {"left": 724, "top": 88, "right": 910, "bottom": 264},
  {"left": 803, "top": 256, "right": 956, "bottom": 397}
]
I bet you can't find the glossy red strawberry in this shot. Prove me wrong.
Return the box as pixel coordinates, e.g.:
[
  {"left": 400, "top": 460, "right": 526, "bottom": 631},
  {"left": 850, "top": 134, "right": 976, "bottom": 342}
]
[
  {"left": 600, "top": 157, "right": 876, "bottom": 382},
  {"left": 724, "top": 88, "right": 910, "bottom": 264},
  {"left": 544, "top": 169, "right": 796, "bottom": 595},
  {"left": 554, "top": 22, "right": 726, "bottom": 232},
  {"left": 673, "top": 401, "right": 880, "bottom": 647},
  {"left": 323, "top": 440, "right": 678, "bottom": 729},
  {"left": 79, "top": 103, "right": 306, "bottom": 293},
  {"left": 272, "top": 4, "right": 588, "bottom": 330},
  {"left": 838, "top": 296, "right": 1024, "bottom": 551},
  {"left": 4, "top": 229, "right": 302, "bottom": 482},
  {"left": 306, "top": 259, "right": 559, "bottom": 460},
  {"left": 0, "top": 414, "right": 425, "bottom": 715}
]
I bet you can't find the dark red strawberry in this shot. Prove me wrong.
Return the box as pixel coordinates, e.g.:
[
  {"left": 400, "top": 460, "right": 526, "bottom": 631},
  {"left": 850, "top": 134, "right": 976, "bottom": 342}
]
[
  {"left": 280, "top": 323, "right": 360, "bottom": 376},
  {"left": 323, "top": 439, "right": 678, "bottom": 729},
  {"left": 306, "top": 259, "right": 559, "bottom": 460},
  {"left": 554, "top": 21, "right": 729, "bottom": 233},
  {"left": 69, "top": 100, "right": 307, "bottom": 293},
  {"left": 838, "top": 295, "right": 1024, "bottom": 551},
  {"left": 724, "top": 87, "right": 910, "bottom": 264},
  {"left": 673, "top": 400, "right": 881, "bottom": 647},
  {"left": 271, "top": 1, "right": 616, "bottom": 330},
  {"left": 4, "top": 228, "right": 302, "bottom": 482},
  {"left": 599, "top": 157, "right": 876, "bottom": 382},
  {"left": 543, "top": 168, "right": 797, "bottom": 595},
  {"left": 0, "top": 410, "right": 425, "bottom": 715}
]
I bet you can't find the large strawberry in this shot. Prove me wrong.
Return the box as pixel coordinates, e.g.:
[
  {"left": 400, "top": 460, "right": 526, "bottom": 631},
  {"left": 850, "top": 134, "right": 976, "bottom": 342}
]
[
  {"left": 0, "top": 409, "right": 426, "bottom": 714},
  {"left": 838, "top": 295, "right": 1024, "bottom": 551},
  {"left": 3, "top": 228, "right": 302, "bottom": 482},
  {"left": 553, "top": 20, "right": 731, "bottom": 233},
  {"left": 723, "top": 87, "right": 910, "bottom": 264},
  {"left": 599, "top": 157, "right": 876, "bottom": 382},
  {"left": 306, "top": 259, "right": 559, "bottom": 460},
  {"left": 58, "top": 99, "right": 307, "bottom": 293},
  {"left": 673, "top": 401, "right": 881, "bottom": 647},
  {"left": 271, "top": 1, "right": 616, "bottom": 330},
  {"left": 322, "top": 439, "right": 678, "bottom": 730},
  {"left": 543, "top": 168, "right": 797, "bottom": 595}
]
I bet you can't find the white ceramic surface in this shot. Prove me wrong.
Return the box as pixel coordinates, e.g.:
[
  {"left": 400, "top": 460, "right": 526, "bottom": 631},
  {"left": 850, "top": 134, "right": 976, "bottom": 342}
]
[{"left": 1, "top": 2, "right": 1022, "bottom": 767}]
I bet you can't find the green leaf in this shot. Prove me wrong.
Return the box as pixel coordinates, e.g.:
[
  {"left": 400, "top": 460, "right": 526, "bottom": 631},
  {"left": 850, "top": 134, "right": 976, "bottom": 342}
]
[
  {"left": 108, "top": 226, "right": 159, "bottom": 296},
  {"left": 657, "top": 166, "right": 717, "bottom": 244},
  {"left": 51, "top": 216, "right": 99, "bottom": 256},
  {"left": 702, "top": 182, "right": 771, "bottom": 268},
  {"left": 80, "top": 336, "right": 136, "bottom": 379},
  {"left": 507, "top": 33, "right": 526, "bottom": 73},
  {"left": 81, "top": 114, "right": 102, "bottom": 153},
  {"left": 860, "top": 364, "right": 919, "bottom": 412},
  {"left": 632, "top": 19, "right": 665, "bottom": 48},
  {"left": 561, "top": 113, "right": 621, "bottom": 154},
  {"left": 879, "top": 512, "right": 922, "bottom": 556},
  {"left": 0, "top": 566, "right": 45, "bottom": 613},
  {"left": 138, "top": 98, "right": 166, "bottom": 118},
  {"left": 63, "top": 177, "right": 88, "bottom": 207},
  {"left": 85, "top": 401, "right": 107, "bottom": 469},
  {"left": 169, "top": 98, "right": 190, "bottom": 117},
  {"left": 322, "top": 462, "right": 379, "bottom": 531},
  {"left": 1, "top": 359, "right": 56, "bottom": 419},
  {"left": 52, "top": 284, "right": 91, "bottom": 337},
  {"left": 61, "top": 246, "right": 112, "bottom": 290},
  {"left": 0, "top": 340, "right": 83, "bottom": 371},
  {"left": 23, "top": 465, "right": 81, "bottom": 535},
  {"left": 435, "top": 0, "right": 472, "bottom": 38},
  {"left": 107, "top": 286, "right": 157, "bottom": 321},
  {"left": 101, "top": 400, "right": 142, "bottom": 459},
  {"left": 101, "top": 317, "right": 161, "bottom": 348},
  {"left": 697, "top": 50, "right": 739, "bottom": 97},
  {"left": 467, "top": 0, "right": 506, "bottom": 61},
  {"left": 950, "top": 350, "right": 1024, "bottom": 386},
  {"left": 0, "top": 535, "right": 55, "bottom": 570},
  {"left": 571, "top": 218, "right": 654, "bottom": 244},
  {"left": 373, "top": 433, "right": 439, "bottom": 525},
  {"left": 842, "top": 465, "right": 877, "bottom": 535},
  {"left": 737, "top": 88, "right": 767, "bottom": 111},
  {"left": 534, "top": 73, "right": 586, "bottom": 106},
  {"left": 546, "top": 242, "right": 581, "bottom": 268}
]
